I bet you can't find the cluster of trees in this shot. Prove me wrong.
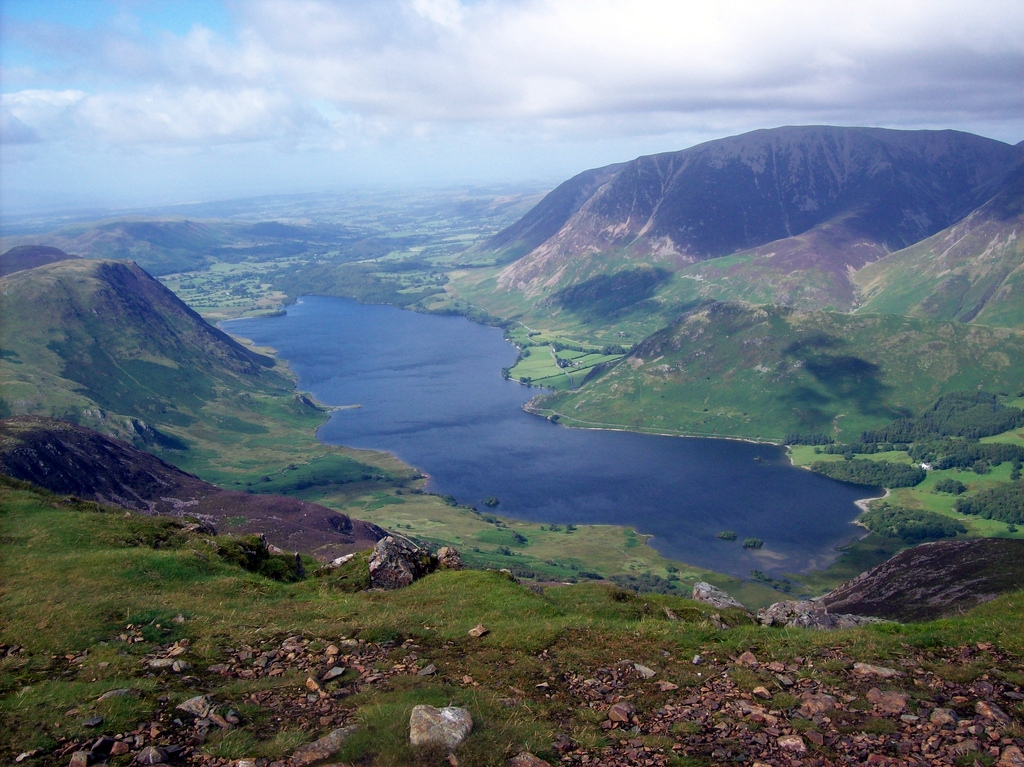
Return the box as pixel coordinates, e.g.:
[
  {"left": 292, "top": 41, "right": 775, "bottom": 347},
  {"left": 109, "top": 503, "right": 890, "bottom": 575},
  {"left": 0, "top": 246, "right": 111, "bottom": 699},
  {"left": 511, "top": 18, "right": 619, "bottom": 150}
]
[
  {"left": 934, "top": 478, "right": 967, "bottom": 495},
  {"left": 785, "top": 433, "right": 834, "bottom": 445},
  {"left": 907, "top": 440, "right": 1024, "bottom": 470},
  {"left": 860, "top": 392, "right": 1023, "bottom": 443},
  {"left": 956, "top": 482, "right": 1024, "bottom": 524},
  {"left": 810, "top": 458, "right": 925, "bottom": 487},
  {"left": 860, "top": 504, "right": 966, "bottom": 541},
  {"left": 610, "top": 572, "right": 679, "bottom": 594},
  {"left": 816, "top": 441, "right": 905, "bottom": 455}
]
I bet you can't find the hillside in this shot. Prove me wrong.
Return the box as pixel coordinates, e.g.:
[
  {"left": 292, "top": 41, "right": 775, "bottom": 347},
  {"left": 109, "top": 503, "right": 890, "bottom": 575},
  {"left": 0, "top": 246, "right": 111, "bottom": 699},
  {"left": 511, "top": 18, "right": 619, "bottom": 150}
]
[
  {"left": 531, "top": 301, "right": 1024, "bottom": 441},
  {"left": 471, "top": 127, "right": 1020, "bottom": 318},
  {"left": 0, "top": 416, "right": 386, "bottom": 559},
  {"left": 0, "top": 244, "right": 79, "bottom": 277},
  {"left": 0, "top": 257, "right": 289, "bottom": 445},
  {"left": 854, "top": 165, "right": 1024, "bottom": 328},
  {"left": 2, "top": 476, "right": 1024, "bottom": 766}
]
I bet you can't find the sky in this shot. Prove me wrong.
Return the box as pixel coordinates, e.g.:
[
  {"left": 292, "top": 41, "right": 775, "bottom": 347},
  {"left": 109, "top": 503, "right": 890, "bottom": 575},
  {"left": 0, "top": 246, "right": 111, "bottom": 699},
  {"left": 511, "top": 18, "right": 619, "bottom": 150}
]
[{"left": 2, "top": 0, "right": 1022, "bottom": 215}]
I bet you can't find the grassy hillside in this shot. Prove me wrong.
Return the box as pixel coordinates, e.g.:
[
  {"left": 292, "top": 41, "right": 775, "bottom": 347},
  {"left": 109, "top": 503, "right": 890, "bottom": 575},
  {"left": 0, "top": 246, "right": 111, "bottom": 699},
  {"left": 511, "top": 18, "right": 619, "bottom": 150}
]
[
  {"left": 855, "top": 167, "right": 1024, "bottom": 328},
  {"left": 2, "top": 476, "right": 1023, "bottom": 766},
  {"left": 532, "top": 302, "right": 1024, "bottom": 442}
]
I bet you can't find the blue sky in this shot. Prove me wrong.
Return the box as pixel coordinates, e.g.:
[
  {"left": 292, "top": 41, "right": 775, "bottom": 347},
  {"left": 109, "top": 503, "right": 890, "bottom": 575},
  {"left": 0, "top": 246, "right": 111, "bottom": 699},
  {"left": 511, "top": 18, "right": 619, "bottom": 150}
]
[{"left": 2, "top": 0, "right": 1022, "bottom": 215}]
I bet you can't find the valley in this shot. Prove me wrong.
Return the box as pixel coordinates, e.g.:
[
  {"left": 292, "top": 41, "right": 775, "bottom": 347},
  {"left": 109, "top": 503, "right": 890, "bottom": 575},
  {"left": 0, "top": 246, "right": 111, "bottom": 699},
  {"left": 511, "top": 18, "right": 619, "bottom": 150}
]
[{"left": 3, "top": 124, "right": 1024, "bottom": 767}]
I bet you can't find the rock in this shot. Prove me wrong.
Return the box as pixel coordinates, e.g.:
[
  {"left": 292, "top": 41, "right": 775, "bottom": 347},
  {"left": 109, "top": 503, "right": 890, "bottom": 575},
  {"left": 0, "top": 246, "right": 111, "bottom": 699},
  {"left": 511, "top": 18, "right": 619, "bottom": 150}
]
[
  {"left": 16, "top": 751, "right": 42, "bottom": 763},
  {"left": 799, "top": 692, "right": 837, "bottom": 717},
  {"left": 90, "top": 737, "right": 115, "bottom": 757},
  {"left": 409, "top": 705, "right": 473, "bottom": 750},
  {"left": 98, "top": 688, "right": 138, "bottom": 702},
  {"left": 368, "top": 536, "right": 436, "bottom": 590},
  {"left": 634, "top": 663, "right": 656, "bottom": 679},
  {"left": 171, "top": 614, "right": 186, "bottom": 624},
  {"left": 692, "top": 582, "right": 745, "bottom": 610},
  {"left": 319, "top": 666, "right": 345, "bottom": 682},
  {"left": 608, "top": 702, "right": 634, "bottom": 722},
  {"left": 777, "top": 734, "right": 807, "bottom": 753},
  {"left": 658, "top": 681, "right": 679, "bottom": 691},
  {"left": 171, "top": 660, "right": 190, "bottom": 673},
  {"left": 998, "top": 745, "right": 1024, "bottom": 766},
  {"left": 468, "top": 624, "right": 489, "bottom": 638},
  {"left": 83, "top": 716, "right": 103, "bottom": 727},
  {"left": 853, "top": 662, "right": 902, "bottom": 679},
  {"left": 290, "top": 725, "right": 358, "bottom": 767},
  {"left": 758, "top": 599, "right": 880, "bottom": 629},
  {"left": 663, "top": 606, "right": 679, "bottom": 620},
  {"left": 110, "top": 742, "right": 130, "bottom": 757},
  {"left": 176, "top": 694, "right": 214, "bottom": 718},
  {"left": 305, "top": 677, "right": 323, "bottom": 693},
  {"left": 235, "top": 761, "right": 258, "bottom": 767},
  {"left": 976, "top": 700, "right": 1012, "bottom": 723},
  {"left": 737, "top": 651, "right": 758, "bottom": 666},
  {"left": 437, "top": 546, "right": 465, "bottom": 570},
  {"left": 135, "top": 746, "right": 167, "bottom": 765},
  {"left": 930, "top": 707, "right": 958, "bottom": 726},
  {"left": 508, "top": 753, "right": 551, "bottom": 767},
  {"left": 418, "top": 663, "right": 437, "bottom": 676},
  {"left": 866, "top": 688, "right": 908, "bottom": 715},
  {"left": 69, "top": 751, "right": 90, "bottom": 767},
  {"left": 752, "top": 686, "right": 771, "bottom": 700},
  {"left": 320, "top": 553, "right": 355, "bottom": 572}
]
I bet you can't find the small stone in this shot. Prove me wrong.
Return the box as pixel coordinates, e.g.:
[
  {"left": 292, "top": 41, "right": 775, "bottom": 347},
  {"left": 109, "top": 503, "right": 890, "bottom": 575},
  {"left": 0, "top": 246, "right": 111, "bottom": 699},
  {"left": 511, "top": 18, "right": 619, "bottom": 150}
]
[
  {"left": 930, "top": 707, "right": 958, "bottom": 726},
  {"left": 976, "top": 700, "right": 1011, "bottom": 724},
  {"left": 437, "top": 546, "right": 465, "bottom": 570},
  {"left": 806, "top": 731, "right": 824, "bottom": 746},
  {"left": 778, "top": 734, "right": 807, "bottom": 753},
  {"left": 507, "top": 753, "right": 551, "bottom": 767},
  {"left": 634, "top": 663, "right": 656, "bottom": 679},
  {"left": 799, "top": 692, "right": 837, "bottom": 717},
  {"left": 235, "top": 761, "right": 258, "bottom": 767},
  {"left": 409, "top": 705, "right": 473, "bottom": 750},
  {"left": 418, "top": 664, "right": 437, "bottom": 676},
  {"left": 97, "top": 688, "right": 136, "bottom": 702},
  {"left": 320, "top": 666, "right": 345, "bottom": 682},
  {"left": 658, "top": 681, "right": 679, "bottom": 692},
  {"left": 997, "top": 745, "right": 1024, "bottom": 767},
  {"left": 16, "top": 751, "right": 41, "bottom": 763},
  {"left": 83, "top": 716, "right": 104, "bottom": 728},
  {"left": 171, "top": 660, "right": 190, "bottom": 673},
  {"left": 752, "top": 686, "right": 771, "bottom": 700},
  {"left": 176, "top": 695, "right": 214, "bottom": 718},
  {"left": 290, "top": 725, "right": 358, "bottom": 767},
  {"left": 692, "top": 654, "right": 703, "bottom": 665},
  {"left": 737, "top": 651, "right": 758, "bottom": 666},
  {"left": 468, "top": 624, "right": 489, "bottom": 638},
  {"left": 171, "top": 614, "right": 186, "bottom": 624},
  {"left": 866, "top": 687, "right": 908, "bottom": 715},
  {"left": 69, "top": 751, "right": 90, "bottom": 767},
  {"left": 110, "top": 742, "right": 130, "bottom": 757},
  {"left": 853, "top": 662, "right": 901, "bottom": 678},
  {"left": 663, "top": 607, "right": 679, "bottom": 621},
  {"left": 135, "top": 746, "right": 167, "bottom": 765},
  {"left": 305, "top": 677, "right": 323, "bottom": 693},
  {"left": 608, "top": 702, "right": 635, "bottom": 722}
]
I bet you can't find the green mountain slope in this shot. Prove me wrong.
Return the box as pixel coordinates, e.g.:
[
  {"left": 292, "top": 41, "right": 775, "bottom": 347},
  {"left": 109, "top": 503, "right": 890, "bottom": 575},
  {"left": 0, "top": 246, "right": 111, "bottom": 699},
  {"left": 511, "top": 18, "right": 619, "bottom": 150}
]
[
  {"left": 532, "top": 302, "right": 1024, "bottom": 441},
  {"left": 854, "top": 166, "right": 1024, "bottom": 328}
]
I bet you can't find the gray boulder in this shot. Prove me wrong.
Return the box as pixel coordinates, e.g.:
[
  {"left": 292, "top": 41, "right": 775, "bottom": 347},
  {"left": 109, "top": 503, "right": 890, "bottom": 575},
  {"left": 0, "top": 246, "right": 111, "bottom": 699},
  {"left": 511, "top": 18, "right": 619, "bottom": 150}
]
[
  {"left": 368, "top": 536, "right": 436, "bottom": 590},
  {"left": 436, "top": 546, "right": 465, "bottom": 570},
  {"left": 409, "top": 705, "right": 473, "bottom": 750},
  {"left": 692, "top": 581, "right": 746, "bottom": 610}
]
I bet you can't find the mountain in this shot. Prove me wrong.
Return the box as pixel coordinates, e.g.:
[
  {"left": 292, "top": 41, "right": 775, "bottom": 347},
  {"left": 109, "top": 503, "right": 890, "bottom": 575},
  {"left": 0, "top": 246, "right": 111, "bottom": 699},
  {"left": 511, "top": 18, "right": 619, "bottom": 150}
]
[
  {"left": 474, "top": 126, "right": 1020, "bottom": 314},
  {"left": 854, "top": 164, "right": 1024, "bottom": 328},
  {"left": 530, "top": 301, "right": 1024, "bottom": 441},
  {"left": 0, "top": 416, "right": 386, "bottom": 559},
  {"left": 0, "top": 257, "right": 292, "bottom": 447},
  {"left": 0, "top": 244, "right": 79, "bottom": 277}
]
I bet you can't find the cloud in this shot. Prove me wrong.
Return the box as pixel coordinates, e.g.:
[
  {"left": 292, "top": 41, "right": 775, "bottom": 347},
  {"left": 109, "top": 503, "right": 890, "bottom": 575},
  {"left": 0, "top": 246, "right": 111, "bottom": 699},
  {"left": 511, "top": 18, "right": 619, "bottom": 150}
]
[{"left": 2, "top": 0, "right": 1022, "bottom": 156}]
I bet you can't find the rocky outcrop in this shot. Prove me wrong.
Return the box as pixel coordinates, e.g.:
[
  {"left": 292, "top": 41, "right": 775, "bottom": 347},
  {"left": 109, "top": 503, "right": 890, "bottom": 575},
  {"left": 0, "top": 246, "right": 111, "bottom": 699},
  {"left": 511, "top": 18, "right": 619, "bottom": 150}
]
[
  {"left": 368, "top": 536, "right": 437, "bottom": 590},
  {"left": 757, "top": 599, "right": 882, "bottom": 629},
  {"left": 692, "top": 581, "right": 746, "bottom": 611},
  {"left": 436, "top": 546, "right": 465, "bottom": 570}
]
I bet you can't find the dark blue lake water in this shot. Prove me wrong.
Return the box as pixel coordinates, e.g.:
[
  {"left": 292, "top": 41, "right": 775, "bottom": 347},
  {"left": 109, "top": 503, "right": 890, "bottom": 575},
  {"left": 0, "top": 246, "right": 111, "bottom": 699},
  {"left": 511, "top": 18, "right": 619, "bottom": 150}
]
[{"left": 227, "top": 296, "right": 874, "bottom": 578}]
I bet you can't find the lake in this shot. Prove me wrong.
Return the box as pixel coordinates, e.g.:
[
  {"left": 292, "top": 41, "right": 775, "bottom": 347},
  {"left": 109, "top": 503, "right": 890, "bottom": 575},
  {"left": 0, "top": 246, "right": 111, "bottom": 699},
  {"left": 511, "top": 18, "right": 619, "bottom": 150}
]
[{"left": 227, "top": 296, "right": 875, "bottom": 577}]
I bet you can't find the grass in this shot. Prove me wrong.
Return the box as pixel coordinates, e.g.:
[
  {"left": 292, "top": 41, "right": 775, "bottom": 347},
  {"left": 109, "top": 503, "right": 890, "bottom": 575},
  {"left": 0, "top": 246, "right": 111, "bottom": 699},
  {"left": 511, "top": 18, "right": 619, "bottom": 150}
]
[{"left": 3, "top": 476, "right": 1024, "bottom": 765}]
